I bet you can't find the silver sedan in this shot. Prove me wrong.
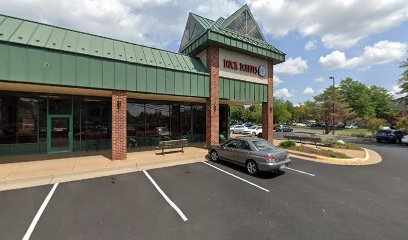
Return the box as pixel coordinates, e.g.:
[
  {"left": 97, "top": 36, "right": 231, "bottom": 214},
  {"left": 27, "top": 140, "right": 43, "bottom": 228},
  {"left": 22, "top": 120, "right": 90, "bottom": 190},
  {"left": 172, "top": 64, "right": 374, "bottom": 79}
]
[{"left": 209, "top": 137, "right": 291, "bottom": 175}]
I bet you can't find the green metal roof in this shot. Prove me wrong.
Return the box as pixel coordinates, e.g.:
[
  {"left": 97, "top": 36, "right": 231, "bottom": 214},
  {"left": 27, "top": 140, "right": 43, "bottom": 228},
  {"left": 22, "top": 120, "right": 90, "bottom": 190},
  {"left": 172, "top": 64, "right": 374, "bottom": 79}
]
[
  {"left": 179, "top": 5, "right": 285, "bottom": 64},
  {"left": 0, "top": 14, "right": 209, "bottom": 75}
]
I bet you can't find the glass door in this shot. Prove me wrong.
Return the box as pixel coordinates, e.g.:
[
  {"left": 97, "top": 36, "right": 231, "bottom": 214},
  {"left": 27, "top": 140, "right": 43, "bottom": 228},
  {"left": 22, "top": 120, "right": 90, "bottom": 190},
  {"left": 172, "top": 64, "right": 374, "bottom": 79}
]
[{"left": 47, "top": 115, "right": 73, "bottom": 153}]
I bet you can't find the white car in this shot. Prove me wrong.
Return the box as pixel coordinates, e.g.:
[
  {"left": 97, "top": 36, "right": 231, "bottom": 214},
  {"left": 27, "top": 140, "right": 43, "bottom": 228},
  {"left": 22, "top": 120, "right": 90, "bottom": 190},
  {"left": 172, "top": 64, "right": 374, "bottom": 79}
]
[
  {"left": 230, "top": 125, "right": 245, "bottom": 134},
  {"left": 345, "top": 123, "right": 359, "bottom": 129},
  {"left": 242, "top": 126, "right": 263, "bottom": 136},
  {"left": 297, "top": 123, "right": 307, "bottom": 127},
  {"left": 402, "top": 135, "right": 408, "bottom": 145}
]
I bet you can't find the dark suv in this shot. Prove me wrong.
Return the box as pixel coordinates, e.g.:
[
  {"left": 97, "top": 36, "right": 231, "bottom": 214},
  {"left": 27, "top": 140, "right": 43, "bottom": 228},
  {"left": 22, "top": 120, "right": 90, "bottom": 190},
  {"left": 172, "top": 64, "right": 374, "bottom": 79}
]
[{"left": 376, "top": 130, "right": 407, "bottom": 143}]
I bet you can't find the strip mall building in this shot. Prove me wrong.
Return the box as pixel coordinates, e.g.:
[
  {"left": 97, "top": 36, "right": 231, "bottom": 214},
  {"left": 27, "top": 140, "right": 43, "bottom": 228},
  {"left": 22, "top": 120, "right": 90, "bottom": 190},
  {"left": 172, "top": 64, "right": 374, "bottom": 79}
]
[{"left": 0, "top": 5, "right": 285, "bottom": 160}]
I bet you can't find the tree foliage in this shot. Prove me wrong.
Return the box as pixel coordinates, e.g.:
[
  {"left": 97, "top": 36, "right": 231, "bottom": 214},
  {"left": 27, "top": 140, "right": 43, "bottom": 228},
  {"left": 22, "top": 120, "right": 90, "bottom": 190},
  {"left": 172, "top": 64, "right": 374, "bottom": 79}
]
[
  {"left": 369, "top": 85, "right": 398, "bottom": 119},
  {"left": 314, "top": 86, "right": 354, "bottom": 134},
  {"left": 399, "top": 58, "right": 408, "bottom": 94},
  {"left": 339, "top": 77, "right": 374, "bottom": 118},
  {"left": 366, "top": 117, "right": 384, "bottom": 136},
  {"left": 396, "top": 116, "right": 408, "bottom": 130}
]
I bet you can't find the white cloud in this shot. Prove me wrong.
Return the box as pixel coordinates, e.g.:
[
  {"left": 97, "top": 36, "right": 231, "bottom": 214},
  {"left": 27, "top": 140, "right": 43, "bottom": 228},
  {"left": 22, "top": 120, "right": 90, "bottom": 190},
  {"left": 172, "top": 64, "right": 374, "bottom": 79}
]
[
  {"left": 314, "top": 77, "right": 325, "bottom": 82},
  {"left": 274, "top": 75, "right": 284, "bottom": 85},
  {"left": 275, "top": 88, "right": 294, "bottom": 98},
  {"left": 304, "top": 40, "right": 317, "bottom": 50},
  {"left": 0, "top": 0, "right": 240, "bottom": 49},
  {"left": 275, "top": 57, "right": 309, "bottom": 75},
  {"left": 303, "top": 87, "right": 315, "bottom": 95},
  {"left": 247, "top": 0, "right": 408, "bottom": 49},
  {"left": 389, "top": 85, "right": 404, "bottom": 98},
  {"left": 319, "top": 40, "right": 408, "bottom": 69}
]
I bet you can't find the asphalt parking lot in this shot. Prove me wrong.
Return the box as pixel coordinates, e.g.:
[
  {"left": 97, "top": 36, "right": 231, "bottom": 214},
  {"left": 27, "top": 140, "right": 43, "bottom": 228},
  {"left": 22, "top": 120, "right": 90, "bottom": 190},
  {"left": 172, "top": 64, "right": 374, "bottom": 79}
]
[{"left": 1, "top": 141, "right": 407, "bottom": 240}]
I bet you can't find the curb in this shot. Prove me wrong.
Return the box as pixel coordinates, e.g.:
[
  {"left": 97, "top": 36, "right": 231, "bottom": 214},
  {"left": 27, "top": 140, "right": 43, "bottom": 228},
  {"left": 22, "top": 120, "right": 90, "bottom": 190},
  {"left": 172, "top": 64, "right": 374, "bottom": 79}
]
[
  {"left": 287, "top": 147, "right": 376, "bottom": 165},
  {"left": 0, "top": 156, "right": 207, "bottom": 192}
]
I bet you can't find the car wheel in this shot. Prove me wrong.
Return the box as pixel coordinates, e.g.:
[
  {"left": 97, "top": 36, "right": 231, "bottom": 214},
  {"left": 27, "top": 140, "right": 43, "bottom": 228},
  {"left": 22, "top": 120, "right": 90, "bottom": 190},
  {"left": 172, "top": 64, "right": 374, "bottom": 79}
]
[
  {"left": 395, "top": 139, "right": 401, "bottom": 144},
  {"left": 246, "top": 160, "right": 258, "bottom": 175},
  {"left": 230, "top": 130, "right": 234, "bottom": 134},
  {"left": 377, "top": 139, "right": 382, "bottom": 143},
  {"left": 210, "top": 150, "right": 219, "bottom": 161},
  {"left": 251, "top": 132, "right": 255, "bottom": 137}
]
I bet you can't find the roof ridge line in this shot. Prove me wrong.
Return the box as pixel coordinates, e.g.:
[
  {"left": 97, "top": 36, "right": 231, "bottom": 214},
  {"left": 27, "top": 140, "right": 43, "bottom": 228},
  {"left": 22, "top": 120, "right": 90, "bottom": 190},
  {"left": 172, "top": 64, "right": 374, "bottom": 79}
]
[{"left": 0, "top": 13, "right": 195, "bottom": 58}]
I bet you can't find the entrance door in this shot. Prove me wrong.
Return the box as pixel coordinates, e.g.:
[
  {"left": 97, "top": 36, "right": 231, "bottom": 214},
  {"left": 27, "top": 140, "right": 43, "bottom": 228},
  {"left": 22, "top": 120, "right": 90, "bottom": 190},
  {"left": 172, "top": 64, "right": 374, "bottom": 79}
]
[{"left": 47, "top": 115, "right": 73, "bottom": 153}]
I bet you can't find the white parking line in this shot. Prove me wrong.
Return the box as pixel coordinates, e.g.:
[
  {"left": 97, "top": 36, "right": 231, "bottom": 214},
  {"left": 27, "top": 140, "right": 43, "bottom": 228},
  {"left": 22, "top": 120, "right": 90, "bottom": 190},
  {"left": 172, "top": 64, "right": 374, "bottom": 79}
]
[
  {"left": 22, "top": 183, "right": 59, "bottom": 240},
  {"left": 143, "top": 170, "right": 188, "bottom": 222},
  {"left": 203, "top": 161, "right": 269, "bottom": 192},
  {"left": 286, "top": 167, "right": 315, "bottom": 177}
]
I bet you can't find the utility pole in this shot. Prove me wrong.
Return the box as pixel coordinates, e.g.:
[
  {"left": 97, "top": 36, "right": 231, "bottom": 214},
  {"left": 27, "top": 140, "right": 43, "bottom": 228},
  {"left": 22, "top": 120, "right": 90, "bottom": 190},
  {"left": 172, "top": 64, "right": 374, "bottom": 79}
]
[{"left": 329, "top": 76, "right": 335, "bottom": 135}]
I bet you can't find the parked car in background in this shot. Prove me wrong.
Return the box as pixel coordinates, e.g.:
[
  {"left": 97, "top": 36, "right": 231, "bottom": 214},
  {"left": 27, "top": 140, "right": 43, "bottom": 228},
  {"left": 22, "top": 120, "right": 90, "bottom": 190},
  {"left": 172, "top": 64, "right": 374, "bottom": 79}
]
[
  {"left": 230, "top": 125, "right": 245, "bottom": 134},
  {"left": 275, "top": 125, "right": 293, "bottom": 132},
  {"left": 243, "top": 126, "right": 262, "bottom": 137},
  {"left": 345, "top": 123, "right": 359, "bottom": 129},
  {"left": 376, "top": 130, "right": 407, "bottom": 143},
  {"left": 209, "top": 137, "right": 291, "bottom": 175},
  {"left": 402, "top": 135, "right": 408, "bottom": 145}
]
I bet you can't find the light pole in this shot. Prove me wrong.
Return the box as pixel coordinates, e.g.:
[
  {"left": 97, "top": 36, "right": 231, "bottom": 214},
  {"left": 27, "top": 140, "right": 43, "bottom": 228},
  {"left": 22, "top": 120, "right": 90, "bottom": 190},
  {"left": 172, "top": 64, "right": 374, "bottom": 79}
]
[{"left": 329, "top": 76, "right": 335, "bottom": 135}]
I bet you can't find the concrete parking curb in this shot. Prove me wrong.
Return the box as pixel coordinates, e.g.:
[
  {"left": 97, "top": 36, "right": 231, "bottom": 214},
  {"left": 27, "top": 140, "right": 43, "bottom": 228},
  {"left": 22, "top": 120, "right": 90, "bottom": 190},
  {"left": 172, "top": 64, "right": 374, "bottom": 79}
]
[
  {"left": 0, "top": 157, "right": 207, "bottom": 192},
  {"left": 287, "top": 147, "right": 382, "bottom": 166}
]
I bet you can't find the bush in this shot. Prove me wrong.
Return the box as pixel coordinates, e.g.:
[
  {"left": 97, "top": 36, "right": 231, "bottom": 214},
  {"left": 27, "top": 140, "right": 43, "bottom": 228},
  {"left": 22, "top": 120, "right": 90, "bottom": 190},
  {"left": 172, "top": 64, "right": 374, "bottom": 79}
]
[
  {"left": 279, "top": 140, "right": 296, "bottom": 148},
  {"left": 397, "top": 116, "right": 408, "bottom": 130},
  {"left": 366, "top": 117, "right": 384, "bottom": 136}
]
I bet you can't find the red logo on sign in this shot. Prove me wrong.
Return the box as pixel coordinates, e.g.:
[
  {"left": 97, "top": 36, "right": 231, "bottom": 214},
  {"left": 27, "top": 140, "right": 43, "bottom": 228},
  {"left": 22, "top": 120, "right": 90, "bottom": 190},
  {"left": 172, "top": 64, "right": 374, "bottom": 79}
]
[{"left": 223, "top": 59, "right": 262, "bottom": 76}]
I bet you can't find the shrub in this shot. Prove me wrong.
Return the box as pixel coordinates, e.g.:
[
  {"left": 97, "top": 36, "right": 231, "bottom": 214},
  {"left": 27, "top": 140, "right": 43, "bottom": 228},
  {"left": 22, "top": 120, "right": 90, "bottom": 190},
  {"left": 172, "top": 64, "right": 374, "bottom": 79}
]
[
  {"left": 397, "top": 116, "right": 408, "bottom": 130},
  {"left": 366, "top": 117, "right": 384, "bottom": 136},
  {"left": 279, "top": 140, "right": 296, "bottom": 148}
]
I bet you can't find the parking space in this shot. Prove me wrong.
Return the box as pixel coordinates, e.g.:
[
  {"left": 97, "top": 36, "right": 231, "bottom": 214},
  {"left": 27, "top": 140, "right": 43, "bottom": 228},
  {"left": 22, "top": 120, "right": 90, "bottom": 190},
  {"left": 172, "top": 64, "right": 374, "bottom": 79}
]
[
  {"left": 0, "top": 185, "right": 52, "bottom": 240},
  {"left": 1, "top": 151, "right": 408, "bottom": 239},
  {"left": 29, "top": 173, "right": 184, "bottom": 240}
]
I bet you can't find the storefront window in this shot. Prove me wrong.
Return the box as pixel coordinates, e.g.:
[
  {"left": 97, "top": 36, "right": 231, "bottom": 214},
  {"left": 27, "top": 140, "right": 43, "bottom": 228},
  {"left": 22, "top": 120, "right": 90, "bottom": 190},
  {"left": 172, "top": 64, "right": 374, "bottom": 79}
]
[
  {"left": 127, "top": 102, "right": 145, "bottom": 137},
  {"left": 80, "top": 98, "right": 111, "bottom": 141},
  {"left": 145, "top": 104, "right": 170, "bottom": 137},
  {"left": 0, "top": 94, "right": 38, "bottom": 144},
  {"left": 193, "top": 105, "right": 206, "bottom": 141},
  {"left": 180, "top": 105, "right": 192, "bottom": 136},
  {"left": 48, "top": 96, "right": 72, "bottom": 115},
  {"left": 170, "top": 104, "right": 181, "bottom": 135}
]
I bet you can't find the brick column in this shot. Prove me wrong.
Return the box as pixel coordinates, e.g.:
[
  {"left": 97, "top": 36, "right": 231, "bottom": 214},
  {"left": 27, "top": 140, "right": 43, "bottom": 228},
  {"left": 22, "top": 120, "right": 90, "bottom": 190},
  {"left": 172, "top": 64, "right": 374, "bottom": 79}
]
[
  {"left": 206, "top": 45, "right": 220, "bottom": 148},
  {"left": 262, "top": 61, "right": 274, "bottom": 142},
  {"left": 112, "top": 91, "right": 127, "bottom": 160}
]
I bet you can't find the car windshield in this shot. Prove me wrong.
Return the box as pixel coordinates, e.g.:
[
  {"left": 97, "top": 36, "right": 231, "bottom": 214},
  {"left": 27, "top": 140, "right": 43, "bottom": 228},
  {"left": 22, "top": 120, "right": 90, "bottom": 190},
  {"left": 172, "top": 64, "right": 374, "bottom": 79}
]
[{"left": 252, "top": 140, "right": 277, "bottom": 151}]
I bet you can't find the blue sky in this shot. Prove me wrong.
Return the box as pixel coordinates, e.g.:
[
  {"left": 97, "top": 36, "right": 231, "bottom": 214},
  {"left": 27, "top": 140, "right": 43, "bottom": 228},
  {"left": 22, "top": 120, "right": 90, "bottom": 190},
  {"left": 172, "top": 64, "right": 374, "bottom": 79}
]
[{"left": 2, "top": 0, "right": 407, "bottom": 104}]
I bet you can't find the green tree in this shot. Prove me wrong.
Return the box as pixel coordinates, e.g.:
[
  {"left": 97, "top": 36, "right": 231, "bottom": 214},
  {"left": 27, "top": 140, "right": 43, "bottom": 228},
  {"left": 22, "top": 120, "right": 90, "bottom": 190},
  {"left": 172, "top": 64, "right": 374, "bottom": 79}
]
[
  {"left": 339, "top": 77, "right": 374, "bottom": 118},
  {"left": 396, "top": 116, "right": 408, "bottom": 130},
  {"left": 314, "top": 87, "right": 355, "bottom": 134},
  {"left": 399, "top": 58, "right": 408, "bottom": 94},
  {"left": 274, "top": 98, "right": 292, "bottom": 124},
  {"left": 230, "top": 105, "right": 245, "bottom": 122},
  {"left": 369, "top": 85, "right": 398, "bottom": 119},
  {"left": 366, "top": 117, "right": 384, "bottom": 136}
]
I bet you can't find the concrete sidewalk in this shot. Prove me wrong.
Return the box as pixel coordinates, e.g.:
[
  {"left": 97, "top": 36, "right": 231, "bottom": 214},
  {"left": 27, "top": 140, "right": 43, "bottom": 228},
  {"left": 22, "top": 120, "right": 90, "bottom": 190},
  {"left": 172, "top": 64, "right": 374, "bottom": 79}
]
[{"left": 0, "top": 144, "right": 208, "bottom": 191}]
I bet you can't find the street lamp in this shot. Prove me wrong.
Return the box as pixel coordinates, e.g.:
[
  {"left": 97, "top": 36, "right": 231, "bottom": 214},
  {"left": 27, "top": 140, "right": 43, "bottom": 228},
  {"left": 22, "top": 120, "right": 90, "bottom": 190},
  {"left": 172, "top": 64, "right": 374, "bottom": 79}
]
[{"left": 329, "top": 76, "right": 335, "bottom": 135}]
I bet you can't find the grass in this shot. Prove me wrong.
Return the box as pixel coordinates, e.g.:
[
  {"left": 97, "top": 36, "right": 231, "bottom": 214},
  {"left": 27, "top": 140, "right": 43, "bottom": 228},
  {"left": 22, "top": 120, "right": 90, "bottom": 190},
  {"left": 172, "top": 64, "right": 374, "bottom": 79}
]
[
  {"left": 288, "top": 145, "right": 350, "bottom": 159},
  {"left": 291, "top": 126, "right": 373, "bottom": 138},
  {"left": 279, "top": 140, "right": 351, "bottom": 158}
]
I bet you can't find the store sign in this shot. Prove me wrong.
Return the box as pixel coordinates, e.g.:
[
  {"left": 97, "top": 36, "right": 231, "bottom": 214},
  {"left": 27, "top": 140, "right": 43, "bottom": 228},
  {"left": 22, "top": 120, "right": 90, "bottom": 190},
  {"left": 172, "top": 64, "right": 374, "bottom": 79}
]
[{"left": 223, "top": 59, "right": 266, "bottom": 77}]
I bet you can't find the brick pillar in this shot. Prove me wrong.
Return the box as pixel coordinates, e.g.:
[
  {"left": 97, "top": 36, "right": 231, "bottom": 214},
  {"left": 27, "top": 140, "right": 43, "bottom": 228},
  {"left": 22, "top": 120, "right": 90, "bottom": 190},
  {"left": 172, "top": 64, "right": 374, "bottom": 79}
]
[
  {"left": 262, "top": 61, "right": 274, "bottom": 142},
  {"left": 206, "top": 45, "right": 220, "bottom": 148},
  {"left": 112, "top": 91, "right": 127, "bottom": 160}
]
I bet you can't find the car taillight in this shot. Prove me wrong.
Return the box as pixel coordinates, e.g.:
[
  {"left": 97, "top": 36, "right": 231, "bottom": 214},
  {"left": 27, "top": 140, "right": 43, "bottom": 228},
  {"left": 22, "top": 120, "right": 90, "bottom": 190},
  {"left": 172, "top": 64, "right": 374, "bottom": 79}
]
[{"left": 264, "top": 155, "right": 275, "bottom": 162}]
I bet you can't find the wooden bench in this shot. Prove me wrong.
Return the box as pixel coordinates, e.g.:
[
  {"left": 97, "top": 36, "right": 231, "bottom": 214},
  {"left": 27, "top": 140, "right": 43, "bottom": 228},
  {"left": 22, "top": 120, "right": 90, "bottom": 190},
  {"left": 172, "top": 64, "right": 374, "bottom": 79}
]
[{"left": 159, "top": 139, "right": 188, "bottom": 154}]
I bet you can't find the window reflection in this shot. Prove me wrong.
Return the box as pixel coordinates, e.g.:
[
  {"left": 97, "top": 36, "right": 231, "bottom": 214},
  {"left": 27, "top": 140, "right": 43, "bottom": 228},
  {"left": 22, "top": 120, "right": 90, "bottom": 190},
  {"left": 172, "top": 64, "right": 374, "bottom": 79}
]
[{"left": 0, "top": 94, "right": 38, "bottom": 144}]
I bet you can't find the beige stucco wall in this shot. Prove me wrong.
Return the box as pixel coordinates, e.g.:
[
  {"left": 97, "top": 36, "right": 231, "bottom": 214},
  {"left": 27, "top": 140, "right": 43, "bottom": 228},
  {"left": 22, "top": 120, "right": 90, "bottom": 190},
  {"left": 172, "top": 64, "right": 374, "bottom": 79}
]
[{"left": 218, "top": 48, "right": 268, "bottom": 84}]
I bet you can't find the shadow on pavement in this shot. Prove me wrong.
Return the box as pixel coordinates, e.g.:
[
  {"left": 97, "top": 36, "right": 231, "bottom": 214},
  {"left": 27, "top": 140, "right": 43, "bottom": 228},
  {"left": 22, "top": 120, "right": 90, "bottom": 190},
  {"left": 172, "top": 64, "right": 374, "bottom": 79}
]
[{"left": 210, "top": 159, "right": 286, "bottom": 180}]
